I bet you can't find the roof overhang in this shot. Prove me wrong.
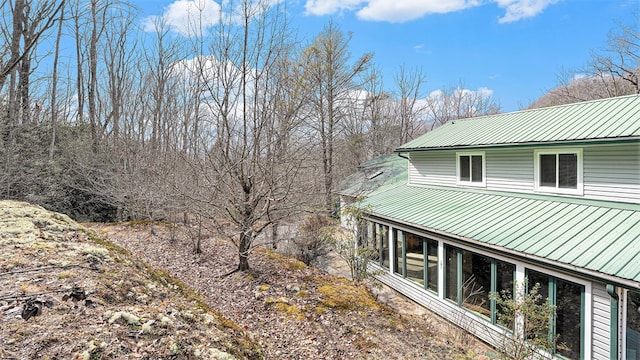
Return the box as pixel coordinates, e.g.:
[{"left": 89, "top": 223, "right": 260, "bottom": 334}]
[
  {"left": 365, "top": 212, "right": 640, "bottom": 290},
  {"left": 395, "top": 136, "right": 640, "bottom": 153},
  {"left": 357, "top": 184, "right": 640, "bottom": 288}
]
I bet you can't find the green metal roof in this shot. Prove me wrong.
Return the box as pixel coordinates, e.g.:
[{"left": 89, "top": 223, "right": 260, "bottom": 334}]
[
  {"left": 361, "top": 184, "right": 640, "bottom": 286},
  {"left": 337, "top": 154, "right": 407, "bottom": 198},
  {"left": 397, "top": 95, "right": 640, "bottom": 152}
]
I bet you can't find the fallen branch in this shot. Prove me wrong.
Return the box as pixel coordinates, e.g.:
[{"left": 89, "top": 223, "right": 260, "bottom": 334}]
[
  {"left": 0, "top": 289, "right": 69, "bottom": 302},
  {"left": 0, "top": 264, "right": 82, "bottom": 278}
]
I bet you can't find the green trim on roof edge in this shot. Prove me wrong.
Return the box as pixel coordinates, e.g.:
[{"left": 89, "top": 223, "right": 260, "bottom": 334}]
[
  {"left": 358, "top": 184, "right": 640, "bottom": 286},
  {"left": 396, "top": 95, "right": 640, "bottom": 151}
]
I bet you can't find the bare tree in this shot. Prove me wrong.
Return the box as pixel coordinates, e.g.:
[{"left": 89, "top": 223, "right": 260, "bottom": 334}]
[
  {"left": 302, "top": 22, "right": 373, "bottom": 211},
  {"left": 183, "top": 0, "right": 308, "bottom": 272},
  {"left": 587, "top": 12, "right": 639, "bottom": 94},
  {"left": 48, "top": 3, "right": 65, "bottom": 160},
  {"left": 393, "top": 65, "right": 427, "bottom": 143},
  {"left": 426, "top": 84, "right": 501, "bottom": 129},
  {"left": 1, "top": 0, "right": 66, "bottom": 196},
  {"left": 0, "top": 0, "right": 65, "bottom": 92},
  {"left": 531, "top": 14, "right": 639, "bottom": 109}
]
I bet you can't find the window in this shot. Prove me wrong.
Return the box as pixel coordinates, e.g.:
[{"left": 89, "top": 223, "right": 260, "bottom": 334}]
[
  {"left": 364, "top": 223, "right": 383, "bottom": 262},
  {"left": 457, "top": 152, "right": 485, "bottom": 187},
  {"left": 534, "top": 149, "right": 583, "bottom": 195},
  {"left": 405, "top": 233, "right": 424, "bottom": 285},
  {"left": 626, "top": 290, "right": 640, "bottom": 359},
  {"left": 445, "top": 245, "right": 459, "bottom": 302},
  {"left": 426, "top": 239, "right": 438, "bottom": 292},
  {"left": 445, "top": 245, "right": 515, "bottom": 326},
  {"left": 526, "top": 269, "right": 584, "bottom": 359},
  {"left": 380, "top": 225, "right": 390, "bottom": 269},
  {"left": 395, "top": 232, "right": 438, "bottom": 293},
  {"left": 495, "top": 260, "right": 515, "bottom": 329},
  {"left": 394, "top": 229, "right": 404, "bottom": 276},
  {"left": 462, "top": 250, "right": 492, "bottom": 318}
]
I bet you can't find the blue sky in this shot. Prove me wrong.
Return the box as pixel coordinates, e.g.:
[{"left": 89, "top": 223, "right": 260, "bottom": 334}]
[{"left": 137, "top": 0, "right": 639, "bottom": 112}]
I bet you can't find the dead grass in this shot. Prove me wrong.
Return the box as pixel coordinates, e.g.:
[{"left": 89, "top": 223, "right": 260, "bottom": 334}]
[{"left": 89, "top": 220, "right": 494, "bottom": 359}]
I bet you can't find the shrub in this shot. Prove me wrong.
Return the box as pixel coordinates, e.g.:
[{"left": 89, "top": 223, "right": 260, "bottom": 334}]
[
  {"left": 490, "top": 279, "right": 557, "bottom": 360},
  {"left": 290, "top": 214, "right": 334, "bottom": 265}
]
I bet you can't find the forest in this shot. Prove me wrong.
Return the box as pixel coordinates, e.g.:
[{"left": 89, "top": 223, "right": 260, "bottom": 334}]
[{"left": 1, "top": 0, "right": 637, "bottom": 271}]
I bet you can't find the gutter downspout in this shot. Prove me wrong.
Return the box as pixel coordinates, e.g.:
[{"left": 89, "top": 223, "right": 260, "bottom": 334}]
[
  {"left": 397, "top": 152, "right": 409, "bottom": 160},
  {"left": 606, "top": 284, "right": 619, "bottom": 360}
]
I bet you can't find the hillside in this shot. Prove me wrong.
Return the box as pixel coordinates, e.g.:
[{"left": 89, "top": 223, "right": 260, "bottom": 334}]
[
  {"left": 1, "top": 200, "right": 490, "bottom": 359},
  {"left": 90, "top": 223, "right": 492, "bottom": 359},
  {"left": 0, "top": 200, "right": 260, "bottom": 359}
]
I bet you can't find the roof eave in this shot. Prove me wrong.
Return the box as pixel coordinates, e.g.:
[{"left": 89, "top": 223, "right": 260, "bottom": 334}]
[
  {"left": 395, "top": 136, "right": 640, "bottom": 153},
  {"left": 365, "top": 213, "right": 640, "bottom": 290}
]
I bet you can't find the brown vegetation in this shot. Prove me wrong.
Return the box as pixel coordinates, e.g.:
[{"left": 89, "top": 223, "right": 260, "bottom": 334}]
[{"left": 89, "top": 220, "right": 493, "bottom": 359}]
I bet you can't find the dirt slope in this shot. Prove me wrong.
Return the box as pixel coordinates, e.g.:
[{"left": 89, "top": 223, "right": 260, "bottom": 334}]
[
  {"left": 92, "top": 222, "right": 492, "bottom": 359},
  {"left": 0, "top": 200, "right": 261, "bottom": 359}
]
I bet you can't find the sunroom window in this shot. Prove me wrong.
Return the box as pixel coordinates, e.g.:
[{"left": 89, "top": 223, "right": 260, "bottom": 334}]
[
  {"left": 387, "top": 230, "right": 439, "bottom": 293},
  {"left": 457, "top": 152, "right": 485, "bottom": 187},
  {"left": 380, "top": 225, "right": 389, "bottom": 269},
  {"left": 626, "top": 290, "right": 640, "bottom": 359},
  {"left": 526, "top": 269, "right": 584, "bottom": 359},
  {"left": 534, "top": 148, "right": 583, "bottom": 195},
  {"left": 445, "top": 245, "right": 515, "bottom": 326},
  {"left": 393, "top": 229, "right": 403, "bottom": 276}
]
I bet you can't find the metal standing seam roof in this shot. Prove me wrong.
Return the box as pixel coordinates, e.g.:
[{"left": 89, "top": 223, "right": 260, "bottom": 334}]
[
  {"left": 336, "top": 154, "right": 407, "bottom": 198},
  {"left": 360, "top": 184, "right": 640, "bottom": 286},
  {"left": 397, "top": 94, "right": 640, "bottom": 151}
]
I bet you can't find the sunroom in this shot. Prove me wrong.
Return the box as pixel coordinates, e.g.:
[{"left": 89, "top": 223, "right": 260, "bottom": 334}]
[{"left": 344, "top": 183, "right": 640, "bottom": 360}]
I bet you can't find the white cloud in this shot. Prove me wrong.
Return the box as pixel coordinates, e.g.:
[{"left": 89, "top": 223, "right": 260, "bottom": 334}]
[
  {"left": 143, "top": 0, "right": 221, "bottom": 36},
  {"left": 357, "top": 0, "right": 480, "bottom": 22},
  {"left": 476, "top": 86, "right": 494, "bottom": 98},
  {"left": 426, "top": 86, "right": 494, "bottom": 105},
  {"left": 494, "top": 0, "right": 559, "bottom": 23},
  {"left": 303, "top": 0, "right": 558, "bottom": 23},
  {"left": 304, "top": 0, "right": 366, "bottom": 16}
]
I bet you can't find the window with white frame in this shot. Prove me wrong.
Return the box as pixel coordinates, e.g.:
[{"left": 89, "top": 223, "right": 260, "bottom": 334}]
[
  {"left": 526, "top": 269, "right": 585, "bottom": 359},
  {"left": 534, "top": 148, "right": 583, "bottom": 195},
  {"left": 456, "top": 151, "right": 485, "bottom": 187},
  {"left": 444, "top": 245, "right": 515, "bottom": 326}
]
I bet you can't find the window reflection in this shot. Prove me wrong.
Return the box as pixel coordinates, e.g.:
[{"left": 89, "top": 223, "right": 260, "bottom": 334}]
[
  {"left": 445, "top": 245, "right": 458, "bottom": 302},
  {"left": 627, "top": 291, "right": 640, "bottom": 359},
  {"left": 405, "top": 233, "right": 424, "bottom": 286},
  {"left": 394, "top": 229, "right": 403, "bottom": 276},
  {"left": 526, "top": 269, "right": 584, "bottom": 359},
  {"left": 556, "top": 279, "right": 582, "bottom": 359},
  {"left": 426, "top": 239, "right": 438, "bottom": 292},
  {"left": 462, "top": 250, "right": 491, "bottom": 317},
  {"left": 380, "top": 225, "right": 389, "bottom": 268},
  {"left": 495, "top": 260, "right": 515, "bottom": 329}
]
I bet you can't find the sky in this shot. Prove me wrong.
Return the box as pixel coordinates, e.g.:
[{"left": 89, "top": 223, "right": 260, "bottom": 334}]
[{"left": 135, "top": 0, "right": 639, "bottom": 112}]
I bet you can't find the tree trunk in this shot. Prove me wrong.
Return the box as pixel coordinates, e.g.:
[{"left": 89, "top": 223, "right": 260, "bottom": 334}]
[
  {"left": 271, "top": 223, "right": 278, "bottom": 249},
  {"left": 88, "top": 0, "right": 99, "bottom": 152},
  {"left": 237, "top": 232, "right": 251, "bottom": 271},
  {"left": 49, "top": 6, "right": 64, "bottom": 160}
]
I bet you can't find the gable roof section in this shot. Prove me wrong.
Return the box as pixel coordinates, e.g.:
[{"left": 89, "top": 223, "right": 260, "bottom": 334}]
[
  {"left": 397, "top": 95, "right": 640, "bottom": 152},
  {"left": 362, "top": 184, "right": 640, "bottom": 287},
  {"left": 337, "top": 154, "right": 407, "bottom": 198}
]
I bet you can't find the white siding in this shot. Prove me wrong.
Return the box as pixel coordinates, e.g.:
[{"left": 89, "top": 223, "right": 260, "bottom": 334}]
[
  {"left": 409, "top": 151, "right": 456, "bottom": 187},
  {"left": 407, "top": 142, "right": 639, "bottom": 203},
  {"left": 485, "top": 148, "right": 534, "bottom": 192},
  {"left": 592, "top": 282, "right": 612, "bottom": 360},
  {"left": 583, "top": 143, "right": 640, "bottom": 203}
]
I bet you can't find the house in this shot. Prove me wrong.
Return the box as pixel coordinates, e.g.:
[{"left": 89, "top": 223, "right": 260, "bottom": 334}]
[{"left": 339, "top": 95, "right": 640, "bottom": 360}]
